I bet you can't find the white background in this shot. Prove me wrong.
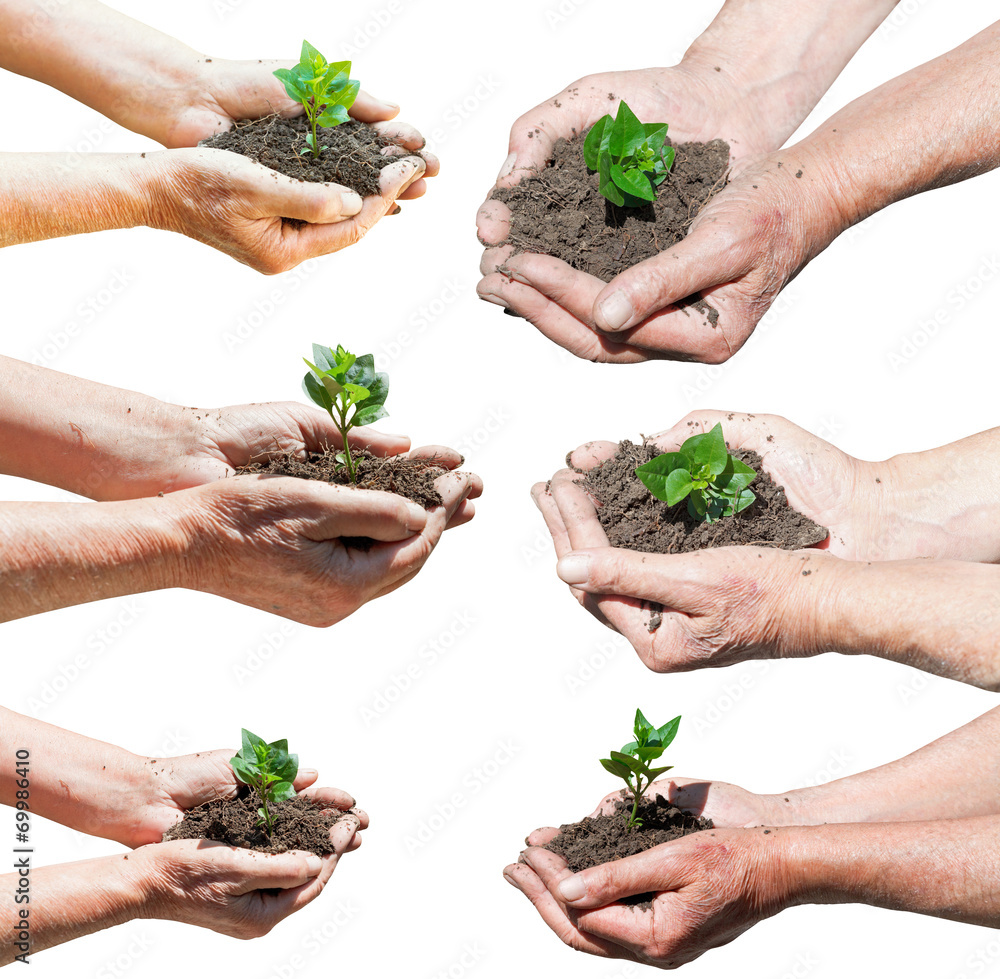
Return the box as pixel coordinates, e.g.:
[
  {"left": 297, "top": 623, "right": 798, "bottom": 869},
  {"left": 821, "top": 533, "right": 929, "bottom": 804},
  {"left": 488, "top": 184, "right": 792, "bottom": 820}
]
[{"left": 2, "top": 1, "right": 1000, "bottom": 977}]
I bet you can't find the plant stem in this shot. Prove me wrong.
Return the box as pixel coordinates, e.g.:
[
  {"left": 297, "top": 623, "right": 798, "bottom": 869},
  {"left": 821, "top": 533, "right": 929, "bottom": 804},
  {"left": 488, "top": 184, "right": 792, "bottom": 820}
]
[
  {"left": 310, "top": 100, "right": 320, "bottom": 159},
  {"left": 336, "top": 402, "right": 357, "bottom": 484}
]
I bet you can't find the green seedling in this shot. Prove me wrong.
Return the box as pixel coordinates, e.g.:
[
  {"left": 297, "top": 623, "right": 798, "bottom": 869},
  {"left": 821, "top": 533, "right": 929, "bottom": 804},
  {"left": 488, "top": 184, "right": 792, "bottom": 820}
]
[
  {"left": 302, "top": 343, "right": 389, "bottom": 485},
  {"left": 273, "top": 40, "right": 360, "bottom": 159},
  {"left": 230, "top": 729, "right": 298, "bottom": 836},
  {"left": 635, "top": 423, "right": 756, "bottom": 524},
  {"left": 600, "top": 710, "right": 680, "bottom": 830},
  {"left": 583, "top": 101, "right": 675, "bottom": 207}
]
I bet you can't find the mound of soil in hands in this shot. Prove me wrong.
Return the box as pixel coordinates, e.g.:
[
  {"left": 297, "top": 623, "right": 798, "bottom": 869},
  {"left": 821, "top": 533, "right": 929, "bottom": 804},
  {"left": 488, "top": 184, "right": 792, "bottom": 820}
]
[
  {"left": 237, "top": 449, "right": 445, "bottom": 510},
  {"left": 201, "top": 116, "right": 405, "bottom": 197},
  {"left": 544, "top": 796, "right": 712, "bottom": 909},
  {"left": 580, "top": 440, "right": 828, "bottom": 555},
  {"left": 163, "top": 790, "right": 348, "bottom": 856},
  {"left": 492, "top": 131, "right": 729, "bottom": 325}
]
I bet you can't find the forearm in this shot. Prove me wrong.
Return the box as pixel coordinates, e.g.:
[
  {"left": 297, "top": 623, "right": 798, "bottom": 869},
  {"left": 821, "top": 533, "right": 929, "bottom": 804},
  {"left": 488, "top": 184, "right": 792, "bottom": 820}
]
[
  {"left": 0, "top": 855, "right": 145, "bottom": 964},
  {"left": 809, "top": 558, "right": 1000, "bottom": 689},
  {"left": 0, "top": 152, "right": 159, "bottom": 247},
  {"left": 781, "top": 815, "right": 1000, "bottom": 927},
  {"left": 0, "top": 0, "right": 205, "bottom": 145},
  {"left": 0, "top": 356, "right": 200, "bottom": 500},
  {"left": 775, "top": 705, "right": 1000, "bottom": 825},
  {"left": 798, "top": 20, "right": 1000, "bottom": 231},
  {"left": 0, "top": 707, "right": 151, "bottom": 844},
  {"left": 879, "top": 427, "right": 1000, "bottom": 563},
  {"left": 681, "top": 0, "right": 900, "bottom": 146},
  {"left": 0, "top": 497, "right": 188, "bottom": 621}
]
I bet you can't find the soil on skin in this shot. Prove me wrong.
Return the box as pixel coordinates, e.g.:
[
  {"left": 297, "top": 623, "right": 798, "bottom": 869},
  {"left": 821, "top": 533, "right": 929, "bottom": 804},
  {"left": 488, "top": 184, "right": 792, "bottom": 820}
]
[
  {"left": 580, "top": 440, "right": 829, "bottom": 555},
  {"left": 492, "top": 130, "right": 730, "bottom": 325},
  {"left": 162, "top": 789, "right": 347, "bottom": 856},
  {"left": 201, "top": 115, "right": 403, "bottom": 197},
  {"left": 544, "top": 796, "right": 712, "bottom": 909},
  {"left": 237, "top": 448, "right": 445, "bottom": 510}
]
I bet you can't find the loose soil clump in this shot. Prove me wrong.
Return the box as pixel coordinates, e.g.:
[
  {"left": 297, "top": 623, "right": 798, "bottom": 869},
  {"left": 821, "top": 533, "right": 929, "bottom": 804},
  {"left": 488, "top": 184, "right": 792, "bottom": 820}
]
[{"left": 163, "top": 790, "right": 348, "bottom": 856}]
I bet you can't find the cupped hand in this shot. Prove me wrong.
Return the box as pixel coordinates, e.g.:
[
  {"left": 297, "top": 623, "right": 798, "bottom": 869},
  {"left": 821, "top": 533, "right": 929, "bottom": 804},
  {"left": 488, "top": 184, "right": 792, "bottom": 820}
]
[
  {"left": 143, "top": 145, "right": 429, "bottom": 274},
  {"left": 505, "top": 823, "right": 787, "bottom": 967},
  {"left": 476, "top": 66, "right": 844, "bottom": 363},
  {"left": 173, "top": 448, "right": 481, "bottom": 625},
  {"left": 133, "top": 812, "right": 362, "bottom": 939}
]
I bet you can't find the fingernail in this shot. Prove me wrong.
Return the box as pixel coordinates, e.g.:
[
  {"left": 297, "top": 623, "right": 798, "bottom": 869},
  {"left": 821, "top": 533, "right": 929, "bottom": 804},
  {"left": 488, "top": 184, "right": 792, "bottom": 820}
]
[
  {"left": 389, "top": 204, "right": 402, "bottom": 215},
  {"left": 299, "top": 768, "right": 318, "bottom": 780},
  {"left": 380, "top": 100, "right": 400, "bottom": 111},
  {"left": 340, "top": 190, "right": 364, "bottom": 215},
  {"left": 305, "top": 855, "right": 323, "bottom": 875},
  {"left": 479, "top": 291, "right": 509, "bottom": 309},
  {"left": 597, "top": 291, "right": 634, "bottom": 331},
  {"left": 557, "top": 553, "right": 591, "bottom": 584},
  {"left": 558, "top": 876, "right": 586, "bottom": 903},
  {"left": 405, "top": 500, "right": 427, "bottom": 526},
  {"left": 503, "top": 870, "right": 517, "bottom": 886},
  {"left": 497, "top": 152, "right": 517, "bottom": 182}
]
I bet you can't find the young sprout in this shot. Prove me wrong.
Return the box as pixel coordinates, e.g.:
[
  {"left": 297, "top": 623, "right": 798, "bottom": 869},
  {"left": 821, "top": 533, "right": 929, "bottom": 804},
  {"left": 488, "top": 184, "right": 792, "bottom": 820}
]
[
  {"left": 635, "top": 423, "right": 756, "bottom": 524},
  {"left": 273, "top": 41, "right": 360, "bottom": 159},
  {"left": 600, "top": 710, "right": 680, "bottom": 830},
  {"left": 302, "top": 343, "right": 389, "bottom": 485},
  {"left": 583, "top": 101, "right": 675, "bottom": 207},
  {"left": 229, "top": 729, "right": 298, "bottom": 836}
]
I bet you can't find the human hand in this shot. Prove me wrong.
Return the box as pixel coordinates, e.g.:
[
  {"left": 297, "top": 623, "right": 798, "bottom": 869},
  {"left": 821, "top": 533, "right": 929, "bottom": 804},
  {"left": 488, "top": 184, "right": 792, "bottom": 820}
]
[
  {"left": 132, "top": 814, "right": 362, "bottom": 939},
  {"left": 141, "top": 145, "right": 429, "bottom": 273},
  {"left": 505, "top": 824, "right": 787, "bottom": 967},
  {"left": 479, "top": 133, "right": 842, "bottom": 363},
  {"left": 170, "top": 453, "right": 481, "bottom": 625}
]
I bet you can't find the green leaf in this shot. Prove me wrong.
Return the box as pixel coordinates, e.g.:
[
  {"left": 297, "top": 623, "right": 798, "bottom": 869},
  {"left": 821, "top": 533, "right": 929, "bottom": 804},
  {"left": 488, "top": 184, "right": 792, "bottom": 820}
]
[
  {"left": 664, "top": 468, "right": 696, "bottom": 506},
  {"left": 242, "top": 729, "right": 266, "bottom": 758},
  {"left": 610, "top": 750, "right": 645, "bottom": 777},
  {"left": 600, "top": 757, "right": 632, "bottom": 781},
  {"left": 325, "top": 60, "right": 352, "bottom": 83},
  {"left": 230, "top": 757, "right": 256, "bottom": 785},
  {"left": 642, "top": 123, "right": 668, "bottom": 144},
  {"left": 300, "top": 39, "right": 325, "bottom": 69},
  {"left": 634, "top": 708, "right": 653, "bottom": 737},
  {"left": 613, "top": 164, "right": 656, "bottom": 202},
  {"left": 615, "top": 101, "right": 645, "bottom": 156},
  {"left": 321, "top": 374, "right": 348, "bottom": 399},
  {"left": 317, "top": 104, "right": 351, "bottom": 128},
  {"left": 662, "top": 145, "right": 675, "bottom": 172},
  {"left": 647, "top": 765, "right": 673, "bottom": 780},
  {"left": 656, "top": 715, "right": 681, "bottom": 749},
  {"left": 598, "top": 152, "right": 624, "bottom": 206},
  {"left": 731, "top": 487, "right": 756, "bottom": 514},
  {"left": 635, "top": 452, "right": 687, "bottom": 502},
  {"left": 273, "top": 67, "right": 308, "bottom": 103},
  {"left": 635, "top": 745, "right": 665, "bottom": 763},
  {"left": 584, "top": 116, "right": 610, "bottom": 170},
  {"left": 608, "top": 104, "right": 628, "bottom": 159},
  {"left": 686, "top": 423, "right": 728, "bottom": 476},
  {"left": 303, "top": 370, "right": 334, "bottom": 413},
  {"left": 271, "top": 780, "right": 297, "bottom": 803}
]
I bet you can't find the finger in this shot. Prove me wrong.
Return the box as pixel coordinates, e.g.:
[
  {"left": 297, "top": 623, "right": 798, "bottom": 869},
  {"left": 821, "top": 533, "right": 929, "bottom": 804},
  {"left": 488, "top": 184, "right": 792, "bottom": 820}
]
[
  {"left": 555, "top": 847, "right": 686, "bottom": 909},
  {"left": 501, "top": 87, "right": 592, "bottom": 183},
  {"left": 503, "top": 863, "right": 621, "bottom": 958},
  {"left": 531, "top": 482, "right": 572, "bottom": 559},
  {"left": 432, "top": 471, "right": 480, "bottom": 515},
  {"left": 220, "top": 847, "right": 324, "bottom": 893},
  {"left": 244, "top": 163, "right": 363, "bottom": 223},
  {"left": 379, "top": 157, "right": 427, "bottom": 200},
  {"left": 397, "top": 178, "right": 427, "bottom": 201},
  {"left": 502, "top": 253, "right": 605, "bottom": 325},
  {"left": 592, "top": 228, "right": 739, "bottom": 334},
  {"left": 297, "top": 785, "right": 356, "bottom": 811},
  {"left": 647, "top": 411, "right": 790, "bottom": 454},
  {"left": 566, "top": 440, "right": 620, "bottom": 471},
  {"left": 407, "top": 445, "right": 465, "bottom": 470},
  {"left": 547, "top": 472, "right": 609, "bottom": 550},
  {"left": 292, "top": 768, "right": 320, "bottom": 792},
  {"left": 476, "top": 197, "right": 512, "bottom": 247},
  {"left": 555, "top": 547, "right": 694, "bottom": 607},
  {"left": 525, "top": 826, "right": 561, "bottom": 847},
  {"left": 476, "top": 273, "right": 651, "bottom": 365},
  {"left": 345, "top": 425, "right": 412, "bottom": 457},
  {"left": 349, "top": 91, "right": 401, "bottom": 123},
  {"left": 444, "top": 499, "right": 476, "bottom": 530},
  {"left": 269, "top": 479, "right": 427, "bottom": 541},
  {"left": 370, "top": 120, "right": 428, "bottom": 155}
]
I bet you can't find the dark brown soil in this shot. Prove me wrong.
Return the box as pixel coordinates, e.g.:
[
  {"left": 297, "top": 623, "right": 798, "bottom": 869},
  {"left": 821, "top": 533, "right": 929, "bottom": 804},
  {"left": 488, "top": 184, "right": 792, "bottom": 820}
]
[
  {"left": 162, "top": 789, "right": 349, "bottom": 856},
  {"left": 580, "top": 441, "right": 828, "bottom": 555},
  {"left": 201, "top": 115, "right": 402, "bottom": 197},
  {"left": 237, "top": 449, "right": 445, "bottom": 510},
  {"left": 492, "top": 131, "right": 730, "bottom": 325},
  {"left": 544, "top": 795, "right": 712, "bottom": 909}
]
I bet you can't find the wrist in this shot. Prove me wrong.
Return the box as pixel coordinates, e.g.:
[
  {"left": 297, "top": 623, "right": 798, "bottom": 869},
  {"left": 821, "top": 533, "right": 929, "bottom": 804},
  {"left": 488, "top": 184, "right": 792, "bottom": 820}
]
[{"left": 765, "top": 550, "right": 845, "bottom": 659}]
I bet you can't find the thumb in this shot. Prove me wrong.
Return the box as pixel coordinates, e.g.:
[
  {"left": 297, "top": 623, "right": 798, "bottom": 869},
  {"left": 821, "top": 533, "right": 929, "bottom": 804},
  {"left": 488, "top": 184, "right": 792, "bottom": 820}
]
[
  {"left": 592, "top": 225, "right": 739, "bottom": 332},
  {"left": 556, "top": 548, "right": 697, "bottom": 609},
  {"left": 557, "top": 847, "right": 684, "bottom": 908}
]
